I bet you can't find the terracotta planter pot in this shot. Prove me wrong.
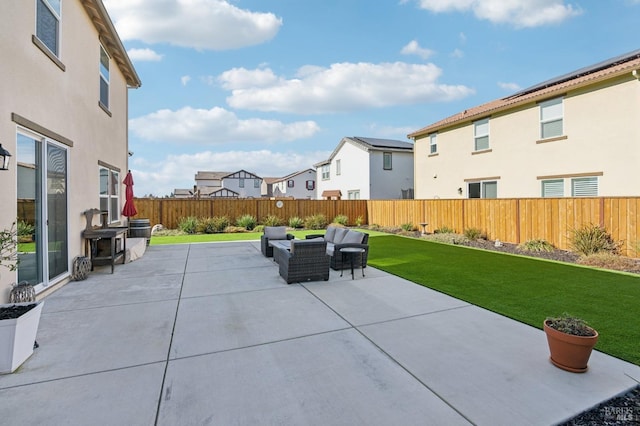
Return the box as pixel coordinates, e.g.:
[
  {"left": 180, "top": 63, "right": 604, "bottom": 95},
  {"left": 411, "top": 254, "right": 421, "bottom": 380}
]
[{"left": 544, "top": 320, "right": 598, "bottom": 373}]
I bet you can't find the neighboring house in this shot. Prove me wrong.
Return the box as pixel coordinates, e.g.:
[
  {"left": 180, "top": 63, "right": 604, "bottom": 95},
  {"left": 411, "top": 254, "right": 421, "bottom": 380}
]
[
  {"left": 314, "top": 137, "right": 414, "bottom": 200},
  {"left": 260, "top": 177, "right": 280, "bottom": 198},
  {"left": 270, "top": 169, "right": 317, "bottom": 199},
  {"left": 409, "top": 49, "right": 640, "bottom": 199},
  {"left": 1, "top": 0, "right": 141, "bottom": 302},
  {"left": 189, "top": 170, "right": 262, "bottom": 198}
]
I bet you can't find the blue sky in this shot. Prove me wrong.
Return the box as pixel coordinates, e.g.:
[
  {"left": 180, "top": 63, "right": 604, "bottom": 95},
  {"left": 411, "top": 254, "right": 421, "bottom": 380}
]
[{"left": 102, "top": 0, "right": 640, "bottom": 197}]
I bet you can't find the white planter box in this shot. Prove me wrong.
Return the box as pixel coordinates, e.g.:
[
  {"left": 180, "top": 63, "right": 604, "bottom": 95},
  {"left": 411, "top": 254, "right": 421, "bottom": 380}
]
[{"left": 0, "top": 301, "right": 44, "bottom": 374}]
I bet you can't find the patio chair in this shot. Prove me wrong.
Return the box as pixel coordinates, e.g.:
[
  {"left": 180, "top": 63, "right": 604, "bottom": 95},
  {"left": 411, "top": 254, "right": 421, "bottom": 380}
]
[
  {"left": 275, "top": 240, "right": 330, "bottom": 284},
  {"left": 260, "top": 226, "right": 294, "bottom": 257},
  {"left": 306, "top": 225, "right": 369, "bottom": 270}
]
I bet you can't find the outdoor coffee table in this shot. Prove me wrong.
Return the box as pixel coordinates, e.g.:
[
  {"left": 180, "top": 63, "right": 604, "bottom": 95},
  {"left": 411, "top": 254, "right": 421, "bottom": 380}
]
[
  {"left": 339, "top": 247, "right": 365, "bottom": 279},
  {"left": 269, "top": 240, "right": 293, "bottom": 263}
]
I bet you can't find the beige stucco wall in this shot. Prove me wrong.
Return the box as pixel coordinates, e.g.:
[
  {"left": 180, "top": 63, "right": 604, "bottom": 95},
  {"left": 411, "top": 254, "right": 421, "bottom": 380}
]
[
  {"left": 0, "top": 1, "right": 133, "bottom": 302},
  {"left": 414, "top": 76, "right": 640, "bottom": 199}
]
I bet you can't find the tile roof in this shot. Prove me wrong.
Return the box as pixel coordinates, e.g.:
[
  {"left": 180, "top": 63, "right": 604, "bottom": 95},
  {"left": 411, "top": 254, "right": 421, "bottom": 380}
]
[{"left": 408, "top": 49, "right": 640, "bottom": 139}]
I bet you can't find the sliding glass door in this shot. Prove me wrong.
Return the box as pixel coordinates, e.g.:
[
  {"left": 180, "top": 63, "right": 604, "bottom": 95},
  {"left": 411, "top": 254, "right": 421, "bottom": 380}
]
[{"left": 16, "top": 129, "right": 68, "bottom": 291}]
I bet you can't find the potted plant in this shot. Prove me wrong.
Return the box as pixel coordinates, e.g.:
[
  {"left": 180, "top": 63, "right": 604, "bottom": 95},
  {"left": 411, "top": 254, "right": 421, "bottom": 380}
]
[
  {"left": 0, "top": 222, "right": 44, "bottom": 374},
  {"left": 544, "top": 314, "right": 598, "bottom": 373}
]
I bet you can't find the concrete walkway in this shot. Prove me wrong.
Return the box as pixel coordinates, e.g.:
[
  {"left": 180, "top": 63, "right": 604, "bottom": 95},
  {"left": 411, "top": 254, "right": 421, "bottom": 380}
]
[{"left": 1, "top": 241, "right": 638, "bottom": 425}]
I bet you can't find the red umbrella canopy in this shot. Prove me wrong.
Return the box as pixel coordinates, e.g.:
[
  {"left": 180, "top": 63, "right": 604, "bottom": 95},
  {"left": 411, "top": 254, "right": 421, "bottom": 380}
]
[{"left": 122, "top": 170, "right": 137, "bottom": 217}]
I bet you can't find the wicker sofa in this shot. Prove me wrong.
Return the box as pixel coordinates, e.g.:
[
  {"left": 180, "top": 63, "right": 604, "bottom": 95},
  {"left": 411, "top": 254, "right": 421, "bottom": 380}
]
[
  {"left": 260, "top": 226, "right": 294, "bottom": 257},
  {"left": 274, "top": 240, "right": 330, "bottom": 284},
  {"left": 306, "top": 226, "right": 369, "bottom": 270}
]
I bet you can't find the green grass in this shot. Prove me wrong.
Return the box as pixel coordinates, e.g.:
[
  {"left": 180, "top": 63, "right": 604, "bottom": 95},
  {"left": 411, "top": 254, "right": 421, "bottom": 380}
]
[{"left": 366, "top": 235, "right": 640, "bottom": 366}]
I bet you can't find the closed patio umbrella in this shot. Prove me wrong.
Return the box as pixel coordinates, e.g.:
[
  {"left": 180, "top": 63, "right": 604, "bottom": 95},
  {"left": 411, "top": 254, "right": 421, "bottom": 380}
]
[{"left": 122, "top": 170, "right": 137, "bottom": 217}]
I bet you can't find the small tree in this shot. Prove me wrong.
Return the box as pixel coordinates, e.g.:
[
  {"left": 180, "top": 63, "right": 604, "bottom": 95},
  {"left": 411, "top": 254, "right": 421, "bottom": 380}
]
[{"left": 0, "top": 222, "right": 18, "bottom": 272}]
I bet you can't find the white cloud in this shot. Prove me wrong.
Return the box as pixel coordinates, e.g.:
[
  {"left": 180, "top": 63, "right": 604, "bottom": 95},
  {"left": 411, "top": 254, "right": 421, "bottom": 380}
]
[
  {"left": 400, "top": 40, "right": 435, "bottom": 59},
  {"left": 498, "top": 81, "right": 522, "bottom": 91},
  {"left": 414, "top": 0, "right": 582, "bottom": 27},
  {"left": 127, "top": 48, "right": 163, "bottom": 61},
  {"left": 219, "top": 62, "right": 475, "bottom": 114},
  {"left": 131, "top": 149, "right": 330, "bottom": 197},
  {"left": 181, "top": 75, "right": 191, "bottom": 86},
  {"left": 103, "top": 0, "right": 282, "bottom": 50},
  {"left": 129, "top": 107, "right": 320, "bottom": 143}
]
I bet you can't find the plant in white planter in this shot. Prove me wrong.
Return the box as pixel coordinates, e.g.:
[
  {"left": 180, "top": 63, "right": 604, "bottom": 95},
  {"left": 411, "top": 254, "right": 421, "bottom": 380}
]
[{"left": 0, "top": 222, "right": 44, "bottom": 374}]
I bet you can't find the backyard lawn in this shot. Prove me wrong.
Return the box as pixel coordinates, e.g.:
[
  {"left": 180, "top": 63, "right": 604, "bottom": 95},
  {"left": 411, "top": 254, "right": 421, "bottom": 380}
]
[{"left": 366, "top": 234, "right": 640, "bottom": 366}]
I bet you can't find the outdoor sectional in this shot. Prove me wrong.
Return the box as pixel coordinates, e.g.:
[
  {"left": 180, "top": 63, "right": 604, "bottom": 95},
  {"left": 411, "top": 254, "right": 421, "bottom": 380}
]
[
  {"left": 306, "top": 226, "right": 369, "bottom": 271},
  {"left": 260, "top": 226, "right": 294, "bottom": 257},
  {"left": 274, "top": 240, "right": 331, "bottom": 284}
]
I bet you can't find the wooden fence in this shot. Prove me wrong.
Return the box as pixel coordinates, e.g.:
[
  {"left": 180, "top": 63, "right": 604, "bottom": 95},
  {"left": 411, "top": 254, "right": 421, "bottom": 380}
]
[{"left": 133, "top": 197, "right": 640, "bottom": 257}]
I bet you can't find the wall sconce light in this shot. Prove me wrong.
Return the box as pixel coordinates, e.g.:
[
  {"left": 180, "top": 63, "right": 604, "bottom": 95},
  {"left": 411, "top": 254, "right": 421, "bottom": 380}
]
[
  {"left": 457, "top": 187, "right": 463, "bottom": 195},
  {"left": 0, "top": 144, "right": 12, "bottom": 171}
]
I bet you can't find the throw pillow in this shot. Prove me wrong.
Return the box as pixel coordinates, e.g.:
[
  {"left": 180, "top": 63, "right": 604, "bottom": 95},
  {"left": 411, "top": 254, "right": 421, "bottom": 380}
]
[
  {"left": 341, "top": 231, "right": 364, "bottom": 244},
  {"left": 264, "top": 226, "right": 287, "bottom": 240},
  {"left": 332, "top": 227, "right": 349, "bottom": 244},
  {"left": 324, "top": 226, "right": 337, "bottom": 242}
]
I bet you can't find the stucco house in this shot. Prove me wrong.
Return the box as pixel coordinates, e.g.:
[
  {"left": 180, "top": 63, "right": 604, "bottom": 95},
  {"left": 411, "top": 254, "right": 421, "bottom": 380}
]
[
  {"left": 410, "top": 49, "right": 640, "bottom": 199},
  {"left": 0, "top": 0, "right": 141, "bottom": 302},
  {"left": 314, "top": 137, "right": 414, "bottom": 200},
  {"left": 176, "top": 170, "right": 263, "bottom": 198},
  {"left": 270, "top": 169, "right": 317, "bottom": 199}
]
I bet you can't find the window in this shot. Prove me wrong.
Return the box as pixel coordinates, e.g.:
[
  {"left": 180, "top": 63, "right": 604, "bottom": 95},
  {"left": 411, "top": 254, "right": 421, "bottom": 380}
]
[
  {"left": 541, "top": 179, "right": 564, "bottom": 197},
  {"left": 306, "top": 180, "right": 315, "bottom": 190},
  {"left": 254, "top": 179, "right": 260, "bottom": 188},
  {"left": 99, "top": 166, "right": 119, "bottom": 223},
  {"left": 348, "top": 190, "right": 360, "bottom": 200},
  {"left": 239, "top": 178, "right": 245, "bottom": 188},
  {"left": 336, "top": 159, "right": 341, "bottom": 175},
  {"left": 100, "top": 45, "right": 110, "bottom": 109},
  {"left": 540, "top": 98, "right": 563, "bottom": 139},
  {"left": 36, "top": 0, "right": 61, "bottom": 56},
  {"left": 474, "top": 119, "right": 490, "bottom": 151},
  {"left": 321, "top": 164, "right": 330, "bottom": 180},
  {"left": 429, "top": 133, "right": 437, "bottom": 154},
  {"left": 287, "top": 180, "right": 294, "bottom": 188},
  {"left": 383, "top": 152, "right": 392, "bottom": 170},
  {"left": 572, "top": 177, "right": 598, "bottom": 197},
  {"left": 468, "top": 181, "right": 497, "bottom": 199}
]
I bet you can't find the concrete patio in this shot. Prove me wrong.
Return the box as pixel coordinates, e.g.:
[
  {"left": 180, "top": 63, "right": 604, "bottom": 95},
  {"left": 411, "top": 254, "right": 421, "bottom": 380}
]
[{"left": 1, "top": 241, "right": 638, "bottom": 425}]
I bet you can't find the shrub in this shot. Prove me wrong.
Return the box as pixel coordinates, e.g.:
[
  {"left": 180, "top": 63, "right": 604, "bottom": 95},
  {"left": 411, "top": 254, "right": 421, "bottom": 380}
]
[
  {"left": 210, "top": 216, "right": 231, "bottom": 233},
  {"left": 424, "top": 232, "right": 468, "bottom": 245},
  {"left": 262, "top": 215, "right": 282, "bottom": 227},
  {"left": 434, "top": 226, "right": 456, "bottom": 234},
  {"left": 518, "top": 239, "right": 555, "bottom": 252},
  {"left": 224, "top": 226, "right": 247, "bottom": 233},
  {"left": 197, "top": 217, "right": 218, "bottom": 234},
  {"left": 236, "top": 214, "right": 257, "bottom": 230},
  {"left": 333, "top": 214, "right": 348, "bottom": 226},
  {"left": 570, "top": 224, "right": 620, "bottom": 256},
  {"left": 178, "top": 216, "right": 198, "bottom": 234},
  {"left": 304, "top": 214, "right": 328, "bottom": 230},
  {"left": 355, "top": 215, "right": 365, "bottom": 227},
  {"left": 17, "top": 220, "right": 35, "bottom": 237},
  {"left": 288, "top": 216, "right": 304, "bottom": 229},
  {"left": 253, "top": 225, "right": 265, "bottom": 233},
  {"left": 577, "top": 252, "right": 640, "bottom": 273},
  {"left": 400, "top": 223, "right": 415, "bottom": 232},
  {"left": 368, "top": 224, "right": 381, "bottom": 231},
  {"left": 463, "top": 227, "right": 485, "bottom": 240}
]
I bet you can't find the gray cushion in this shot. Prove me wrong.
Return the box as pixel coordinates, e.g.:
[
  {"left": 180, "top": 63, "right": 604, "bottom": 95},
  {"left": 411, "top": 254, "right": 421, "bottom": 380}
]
[
  {"left": 332, "top": 228, "right": 349, "bottom": 244},
  {"left": 264, "top": 226, "right": 287, "bottom": 240},
  {"left": 324, "top": 226, "right": 337, "bottom": 242},
  {"left": 341, "top": 231, "right": 364, "bottom": 244}
]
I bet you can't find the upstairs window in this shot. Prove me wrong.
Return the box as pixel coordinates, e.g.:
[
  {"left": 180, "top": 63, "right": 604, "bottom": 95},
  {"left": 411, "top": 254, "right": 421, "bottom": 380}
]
[
  {"left": 336, "top": 159, "right": 341, "bottom": 175},
  {"left": 383, "top": 152, "right": 392, "bottom": 170},
  {"left": 321, "top": 165, "right": 330, "bottom": 180},
  {"left": 287, "top": 180, "right": 294, "bottom": 188},
  {"left": 306, "top": 180, "right": 315, "bottom": 190},
  {"left": 474, "top": 119, "right": 490, "bottom": 151},
  {"left": 540, "top": 98, "right": 563, "bottom": 139},
  {"left": 100, "top": 45, "right": 110, "bottom": 109},
  {"left": 36, "top": 0, "right": 61, "bottom": 56},
  {"left": 254, "top": 179, "right": 260, "bottom": 188},
  {"left": 239, "top": 178, "right": 245, "bottom": 188},
  {"left": 429, "top": 133, "right": 437, "bottom": 154}
]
